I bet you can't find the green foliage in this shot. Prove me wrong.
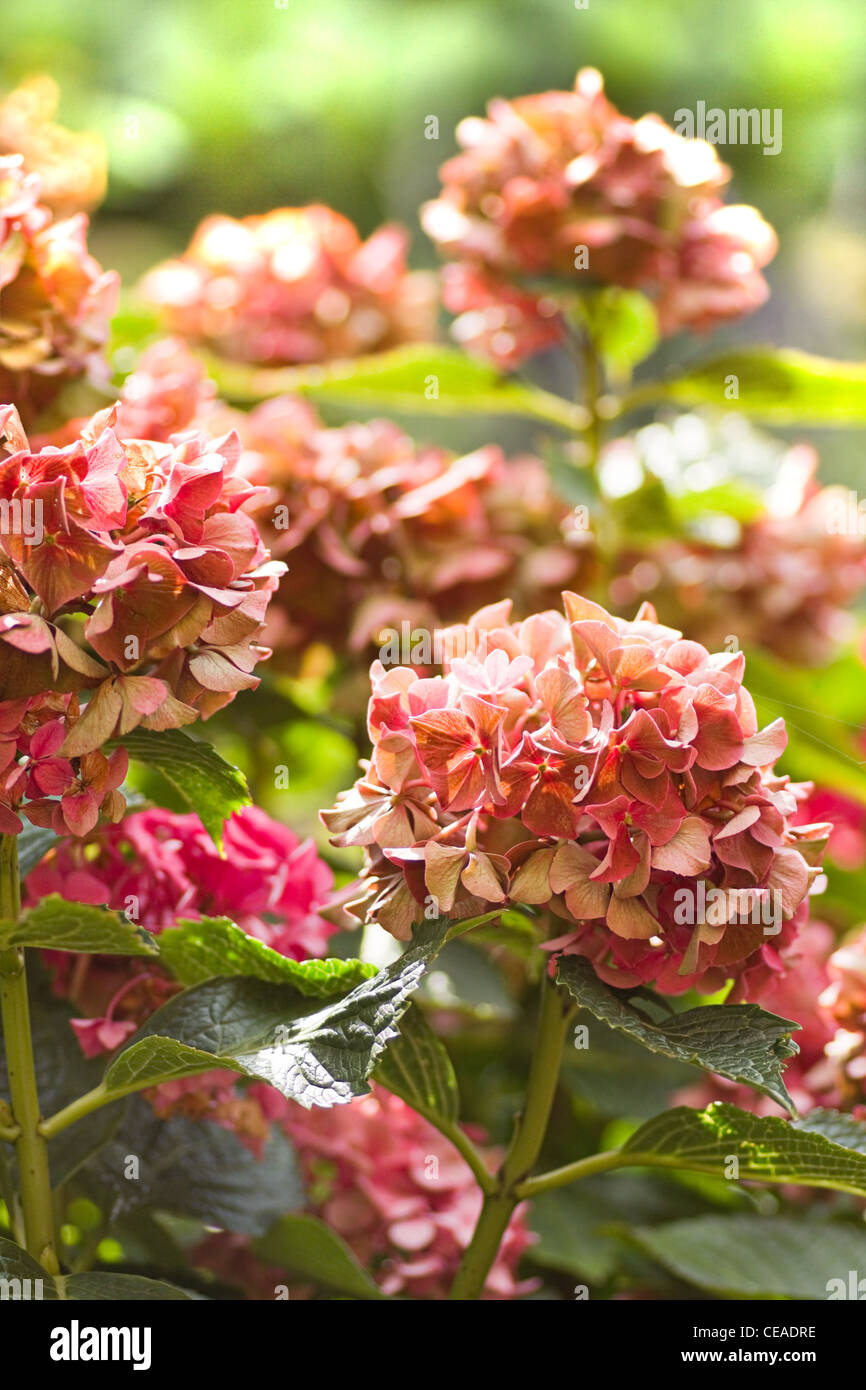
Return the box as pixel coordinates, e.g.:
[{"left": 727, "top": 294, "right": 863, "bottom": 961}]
[
  {"left": 104, "top": 918, "right": 451, "bottom": 1108},
  {"left": 253, "top": 1214, "right": 387, "bottom": 1300},
  {"left": 111, "top": 728, "right": 250, "bottom": 846},
  {"left": 557, "top": 957, "right": 800, "bottom": 1114},
  {"left": 207, "top": 344, "right": 588, "bottom": 433},
  {"left": 622, "top": 1103, "right": 866, "bottom": 1196},
  {"left": 629, "top": 1214, "right": 866, "bottom": 1298},
  {"left": 623, "top": 348, "right": 866, "bottom": 424}
]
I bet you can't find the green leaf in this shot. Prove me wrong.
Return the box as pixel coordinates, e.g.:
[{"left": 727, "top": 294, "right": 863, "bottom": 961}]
[
  {"left": 556, "top": 956, "right": 800, "bottom": 1114},
  {"left": 585, "top": 287, "right": 659, "bottom": 379},
  {"left": 630, "top": 1214, "right": 866, "bottom": 1299},
  {"left": 0, "top": 895, "right": 157, "bottom": 956},
  {"left": 111, "top": 727, "right": 250, "bottom": 846},
  {"left": 526, "top": 1171, "right": 727, "bottom": 1285},
  {"left": 80, "top": 1096, "right": 304, "bottom": 1235},
  {"left": 63, "top": 1271, "right": 192, "bottom": 1300},
  {"left": 206, "top": 343, "right": 588, "bottom": 433},
  {"left": 623, "top": 1103, "right": 866, "bottom": 1196},
  {"left": 0, "top": 1237, "right": 53, "bottom": 1296},
  {"left": 374, "top": 1003, "right": 459, "bottom": 1126},
  {"left": 0, "top": 966, "right": 124, "bottom": 1189},
  {"left": 158, "top": 915, "right": 375, "bottom": 993},
  {"left": 0, "top": 1236, "right": 190, "bottom": 1299},
  {"left": 621, "top": 348, "right": 866, "bottom": 424},
  {"left": 106, "top": 918, "right": 451, "bottom": 1109},
  {"left": 16, "top": 823, "right": 63, "bottom": 880},
  {"left": 562, "top": 1026, "right": 696, "bottom": 1119},
  {"left": 253, "top": 1214, "right": 387, "bottom": 1300}
]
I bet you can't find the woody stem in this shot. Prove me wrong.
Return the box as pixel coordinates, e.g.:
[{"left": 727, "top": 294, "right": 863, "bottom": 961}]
[
  {"left": 448, "top": 969, "right": 575, "bottom": 1299},
  {"left": 0, "top": 833, "right": 59, "bottom": 1272}
]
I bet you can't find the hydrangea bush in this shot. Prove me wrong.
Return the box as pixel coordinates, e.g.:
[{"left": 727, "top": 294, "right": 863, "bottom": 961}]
[{"left": 1, "top": 66, "right": 866, "bottom": 1309}]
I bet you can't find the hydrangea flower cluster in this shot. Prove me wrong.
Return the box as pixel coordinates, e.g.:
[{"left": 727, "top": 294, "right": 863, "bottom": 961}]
[
  {"left": 603, "top": 419, "right": 866, "bottom": 664},
  {"left": 325, "top": 592, "right": 829, "bottom": 995},
  {"left": 0, "top": 77, "right": 106, "bottom": 216},
  {"left": 0, "top": 155, "right": 117, "bottom": 424},
  {"left": 198, "top": 1083, "right": 536, "bottom": 1300},
  {"left": 422, "top": 68, "right": 776, "bottom": 365},
  {"left": 28, "top": 805, "right": 336, "bottom": 1060},
  {"left": 0, "top": 399, "right": 283, "bottom": 833},
  {"left": 142, "top": 206, "right": 437, "bottom": 366},
  {"left": 234, "top": 394, "right": 590, "bottom": 666}
]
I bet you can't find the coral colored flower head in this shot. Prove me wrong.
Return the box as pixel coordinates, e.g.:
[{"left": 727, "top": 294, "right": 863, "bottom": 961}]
[
  {"left": 0, "top": 399, "right": 283, "bottom": 834},
  {"left": 0, "top": 155, "right": 117, "bottom": 423},
  {"left": 233, "top": 395, "right": 591, "bottom": 671},
  {"left": 142, "top": 206, "right": 437, "bottom": 366},
  {"left": 324, "top": 592, "right": 829, "bottom": 997},
  {"left": 422, "top": 68, "right": 776, "bottom": 365}
]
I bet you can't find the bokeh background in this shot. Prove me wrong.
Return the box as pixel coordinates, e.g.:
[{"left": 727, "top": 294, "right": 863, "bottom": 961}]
[{"left": 2, "top": 0, "right": 865, "bottom": 367}]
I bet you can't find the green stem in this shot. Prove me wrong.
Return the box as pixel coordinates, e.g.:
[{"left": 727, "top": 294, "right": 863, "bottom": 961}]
[
  {"left": 436, "top": 1119, "right": 496, "bottom": 1196},
  {"left": 0, "top": 835, "right": 59, "bottom": 1273},
  {"left": 449, "top": 972, "right": 575, "bottom": 1299},
  {"left": 516, "top": 1147, "right": 625, "bottom": 1198},
  {"left": 39, "top": 1081, "right": 112, "bottom": 1141}
]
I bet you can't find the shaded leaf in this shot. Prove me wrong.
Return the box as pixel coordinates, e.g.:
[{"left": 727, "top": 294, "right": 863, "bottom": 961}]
[
  {"left": 374, "top": 1003, "right": 459, "bottom": 1126},
  {"left": 253, "top": 1214, "right": 386, "bottom": 1299},
  {"left": 110, "top": 727, "right": 250, "bottom": 846},
  {"left": 556, "top": 956, "right": 799, "bottom": 1114},
  {"left": 630, "top": 1214, "right": 866, "bottom": 1299},
  {"left": 106, "top": 918, "right": 451, "bottom": 1109}
]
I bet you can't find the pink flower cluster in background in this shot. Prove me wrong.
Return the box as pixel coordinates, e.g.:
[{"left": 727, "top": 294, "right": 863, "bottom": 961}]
[
  {"left": 198, "top": 1083, "right": 536, "bottom": 1300},
  {"left": 422, "top": 68, "right": 776, "bottom": 365},
  {"left": 235, "top": 394, "right": 591, "bottom": 667},
  {"left": 28, "top": 805, "right": 336, "bottom": 1060},
  {"left": 325, "top": 592, "right": 829, "bottom": 996},
  {"left": 142, "top": 206, "right": 437, "bottom": 366},
  {"left": 0, "top": 155, "right": 116, "bottom": 424}
]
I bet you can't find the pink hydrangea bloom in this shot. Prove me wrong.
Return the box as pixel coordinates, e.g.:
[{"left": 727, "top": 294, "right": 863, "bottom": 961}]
[
  {"left": 422, "top": 68, "right": 776, "bottom": 365},
  {"left": 233, "top": 395, "right": 590, "bottom": 671},
  {"left": 324, "top": 592, "right": 829, "bottom": 996},
  {"left": 29, "top": 805, "right": 335, "bottom": 957},
  {"left": 142, "top": 206, "right": 437, "bottom": 366},
  {"left": 0, "top": 397, "right": 284, "bottom": 835},
  {"left": 240, "top": 1083, "right": 537, "bottom": 1299},
  {"left": 0, "top": 155, "right": 117, "bottom": 424},
  {"left": 604, "top": 425, "right": 866, "bottom": 665}
]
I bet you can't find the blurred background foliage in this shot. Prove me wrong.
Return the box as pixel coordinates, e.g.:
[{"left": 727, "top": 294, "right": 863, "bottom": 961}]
[{"left": 2, "top": 0, "right": 865, "bottom": 397}]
